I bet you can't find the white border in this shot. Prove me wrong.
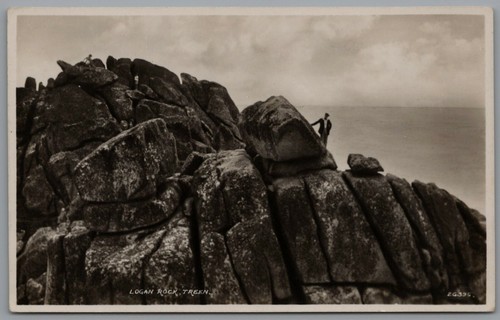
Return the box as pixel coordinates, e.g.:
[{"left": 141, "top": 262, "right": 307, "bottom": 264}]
[{"left": 7, "top": 6, "right": 495, "bottom": 313}]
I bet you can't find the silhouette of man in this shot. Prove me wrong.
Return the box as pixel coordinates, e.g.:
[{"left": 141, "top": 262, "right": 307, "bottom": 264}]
[
  {"left": 83, "top": 54, "right": 93, "bottom": 66},
  {"left": 311, "top": 113, "right": 332, "bottom": 145}
]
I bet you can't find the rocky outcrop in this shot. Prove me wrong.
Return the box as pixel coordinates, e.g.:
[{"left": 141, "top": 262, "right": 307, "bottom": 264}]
[
  {"left": 193, "top": 150, "right": 291, "bottom": 304},
  {"left": 74, "top": 119, "right": 178, "bottom": 203},
  {"left": 347, "top": 153, "right": 384, "bottom": 174},
  {"left": 16, "top": 56, "right": 486, "bottom": 306},
  {"left": 239, "top": 96, "right": 336, "bottom": 178}
]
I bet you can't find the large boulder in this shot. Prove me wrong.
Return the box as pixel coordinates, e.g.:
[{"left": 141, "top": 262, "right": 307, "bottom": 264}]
[
  {"left": 82, "top": 179, "right": 182, "bottom": 232},
  {"left": 193, "top": 150, "right": 291, "bottom": 303},
  {"left": 135, "top": 99, "right": 210, "bottom": 160},
  {"left": 132, "top": 58, "right": 180, "bottom": 87},
  {"left": 17, "top": 227, "right": 57, "bottom": 285},
  {"left": 239, "top": 96, "right": 326, "bottom": 161},
  {"left": 106, "top": 56, "right": 134, "bottom": 88},
  {"left": 386, "top": 174, "right": 448, "bottom": 291},
  {"left": 347, "top": 154, "right": 384, "bottom": 175},
  {"left": 56, "top": 60, "right": 118, "bottom": 88},
  {"left": 303, "top": 170, "right": 396, "bottom": 285},
  {"left": 98, "top": 83, "right": 134, "bottom": 121},
  {"left": 144, "top": 216, "right": 199, "bottom": 304},
  {"left": 85, "top": 224, "right": 169, "bottom": 304},
  {"left": 30, "top": 84, "right": 121, "bottom": 153},
  {"left": 344, "top": 172, "right": 430, "bottom": 291},
  {"left": 271, "top": 176, "right": 330, "bottom": 284},
  {"left": 412, "top": 181, "right": 476, "bottom": 293},
  {"left": 199, "top": 232, "right": 247, "bottom": 304},
  {"left": 63, "top": 224, "right": 94, "bottom": 304},
  {"left": 149, "top": 77, "right": 190, "bottom": 107},
  {"left": 22, "top": 165, "right": 56, "bottom": 214},
  {"left": 74, "top": 119, "right": 178, "bottom": 202},
  {"left": 16, "top": 87, "right": 38, "bottom": 135}
]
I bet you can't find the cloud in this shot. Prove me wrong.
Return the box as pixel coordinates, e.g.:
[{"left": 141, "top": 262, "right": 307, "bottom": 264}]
[{"left": 16, "top": 14, "right": 485, "bottom": 108}]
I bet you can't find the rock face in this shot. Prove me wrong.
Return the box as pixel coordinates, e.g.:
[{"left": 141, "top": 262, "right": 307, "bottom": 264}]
[
  {"left": 16, "top": 56, "right": 486, "bottom": 306},
  {"left": 74, "top": 119, "right": 178, "bottom": 202},
  {"left": 193, "top": 150, "right": 291, "bottom": 304},
  {"left": 239, "top": 96, "right": 337, "bottom": 178},
  {"left": 240, "top": 96, "right": 326, "bottom": 162},
  {"left": 347, "top": 153, "right": 384, "bottom": 174}
]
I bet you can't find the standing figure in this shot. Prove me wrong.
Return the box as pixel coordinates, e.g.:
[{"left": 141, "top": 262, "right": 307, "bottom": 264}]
[
  {"left": 311, "top": 113, "right": 332, "bottom": 146},
  {"left": 83, "top": 54, "right": 93, "bottom": 66}
]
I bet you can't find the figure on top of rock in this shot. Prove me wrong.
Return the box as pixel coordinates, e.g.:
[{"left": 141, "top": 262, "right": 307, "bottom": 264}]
[
  {"left": 311, "top": 113, "right": 332, "bottom": 146},
  {"left": 83, "top": 54, "right": 94, "bottom": 66}
]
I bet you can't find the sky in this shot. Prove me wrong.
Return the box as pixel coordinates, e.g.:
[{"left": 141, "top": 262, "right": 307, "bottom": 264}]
[{"left": 16, "top": 14, "right": 485, "bottom": 108}]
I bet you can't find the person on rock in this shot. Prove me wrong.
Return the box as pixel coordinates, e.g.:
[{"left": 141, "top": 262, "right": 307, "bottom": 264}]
[
  {"left": 83, "top": 54, "right": 94, "bottom": 67},
  {"left": 311, "top": 113, "right": 332, "bottom": 146}
]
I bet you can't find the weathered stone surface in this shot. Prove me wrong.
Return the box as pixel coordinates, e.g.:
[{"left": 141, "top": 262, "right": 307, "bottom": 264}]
[
  {"left": 64, "top": 225, "right": 93, "bottom": 304},
  {"left": 150, "top": 76, "right": 189, "bottom": 106},
  {"left": 98, "top": 83, "right": 134, "bottom": 121},
  {"left": 132, "top": 58, "right": 180, "bottom": 87},
  {"left": 126, "top": 89, "right": 145, "bottom": 101},
  {"left": 25, "top": 77, "right": 37, "bottom": 90},
  {"left": 303, "top": 170, "right": 395, "bottom": 285},
  {"left": 194, "top": 150, "right": 291, "bottom": 303},
  {"left": 454, "top": 198, "right": 486, "bottom": 302},
  {"left": 26, "top": 273, "right": 46, "bottom": 305},
  {"left": 106, "top": 226, "right": 166, "bottom": 304},
  {"left": 200, "top": 232, "right": 247, "bottom": 304},
  {"left": 74, "top": 119, "right": 178, "bottom": 202},
  {"left": 60, "top": 60, "right": 114, "bottom": 84},
  {"left": 192, "top": 155, "right": 228, "bottom": 234},
  {"left": 135, "top": 99, "right": 211, "bottom": 160},
  {"left": 144, "top": 216, "right": 198, "bottom": 304},
  {"left": 181, "top": 73, "right": 239, "bottom": 125},
  {"left": 47, "top": 78, "right": 55, "bottom": 89},
  {"left": 240, "top": 96, "right": 326, "bottom": 161},
  {"left": 226, "top": 216, "right": 291, "bottom": 303},
  {"left": 91, "top": 58, "right": 106, "bottom": 69},
  {"left": 16, "top": 87, "right": 38, "bottom": 134},
  {"left": 181, "top": 151, "right": 209, "bottom": 175},
  {"left": 181, "top": 73, "right": 209, "bottom": 108},
  {"left": 82, "top": 181, "right": 181, "bottom": 232},
  {"left": 47, "top": 151, "right": 80, "bottom": 205},
  {"left": 387, "top": 174, "right": 448, "bottom": 291},
  {"left": 344, "top": 172, "right": 430, "bottom": 291},
  {"left": 17, "top": 227, "right": 57, "bottom": 284},
  {"left": 212, "top": 123, "right": 245, "bottom": 151},
  {"left": 138, "top": 84, "right": 159, "bottom": 100},
  {"left": 261, "top": 151, "right": 337, "bottom": 177},
  {"left": 272, "top": 176, "right": 330, "bottom": 284},
  {"left": 303, "top": 286, "right": 362, "bottom": 304},
  {"left": 347, "top": 154, "right": 384, "bottom": 175},
  {"left": 205, "top": 83, "right": 240, "bottom": 128},
  {"left": 135, "top": 99, "right": 196, "bottom": 160},
  {"left": 106, "top": 56, "right": 134, "bottom": 88},
  {"left": 44, "top": 233, "right": 66, "bottom": 304},
  {"left": 85, "top": 225, "right": 168, "bottom": 304},
  {"left": 362, "top": 287, "right": 433, "bottom": 304},
  {"left": 22, "top": 165, "right": 56, "bottom": 214},
  {"left": 17, "top": 230, "right": 26, "bottom": 255},
  {"left": 194, "top": 150, "right": 271, "bottom": 235},
  {"left": 412, "top": 181, "right": 474, "bottom": 291},
  {"left": 56, "top": 60, "right": 118, "bottom": 88},
  {"left": 31, "top": 84, "right": 120, "bottom": 152}
]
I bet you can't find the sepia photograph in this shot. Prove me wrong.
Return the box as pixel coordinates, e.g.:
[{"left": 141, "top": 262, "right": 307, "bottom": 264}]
[{"left": 8, "top": 7, "right": 494, "bottom": 312}]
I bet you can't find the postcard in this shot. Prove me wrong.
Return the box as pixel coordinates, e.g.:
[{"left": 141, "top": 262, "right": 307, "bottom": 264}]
[{"left": 8, "top": 6, "right": 495, "bottom": 312}]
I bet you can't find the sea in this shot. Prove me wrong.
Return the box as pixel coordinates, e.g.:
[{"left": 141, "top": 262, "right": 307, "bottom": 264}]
[{"left": 295, "top": 106, "right": 486, "bottom": 214}]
